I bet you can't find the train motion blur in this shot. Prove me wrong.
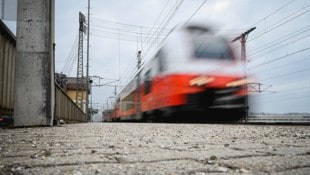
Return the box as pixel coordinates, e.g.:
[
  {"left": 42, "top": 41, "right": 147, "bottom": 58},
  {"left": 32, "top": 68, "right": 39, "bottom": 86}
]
[{"left": 109, "top": 23, "right": 248, "bottom": 122}]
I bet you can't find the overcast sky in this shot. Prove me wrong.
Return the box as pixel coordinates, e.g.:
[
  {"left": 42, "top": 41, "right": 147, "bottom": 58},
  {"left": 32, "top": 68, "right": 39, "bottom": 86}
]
[{"left": 4, "top": 0, "right": 310, "bottom": 114}]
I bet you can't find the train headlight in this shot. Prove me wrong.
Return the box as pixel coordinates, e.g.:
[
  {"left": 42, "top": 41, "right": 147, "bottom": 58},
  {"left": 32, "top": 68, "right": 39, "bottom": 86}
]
[
  {"left": 189, "top": 76, "right": 215, "bottom": 86},
  {"left": 226, "top": 78, "right": 250, "bottom": 87}
]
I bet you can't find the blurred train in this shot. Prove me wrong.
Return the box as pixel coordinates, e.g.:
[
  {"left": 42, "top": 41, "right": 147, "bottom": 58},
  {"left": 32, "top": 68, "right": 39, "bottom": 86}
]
[{"left": 110, "top": 23, "right": 249, "bottom": 122}]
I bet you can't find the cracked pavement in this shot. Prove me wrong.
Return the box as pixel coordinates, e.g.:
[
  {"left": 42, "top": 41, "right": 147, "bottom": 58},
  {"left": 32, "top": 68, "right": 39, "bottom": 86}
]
[{"left": 0, "top": 123, "right": 309, "bottom": 174}]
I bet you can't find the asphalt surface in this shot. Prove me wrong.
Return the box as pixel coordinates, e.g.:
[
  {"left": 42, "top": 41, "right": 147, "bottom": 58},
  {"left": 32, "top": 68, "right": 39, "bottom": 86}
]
[{"left": 0, "top": 122, "right": 309, "bottom": 174}]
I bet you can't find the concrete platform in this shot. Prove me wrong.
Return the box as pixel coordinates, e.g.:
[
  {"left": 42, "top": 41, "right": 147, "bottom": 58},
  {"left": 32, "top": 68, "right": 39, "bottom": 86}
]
[{"left": 0, "top": 123, "right": 309, "bottom": 174}]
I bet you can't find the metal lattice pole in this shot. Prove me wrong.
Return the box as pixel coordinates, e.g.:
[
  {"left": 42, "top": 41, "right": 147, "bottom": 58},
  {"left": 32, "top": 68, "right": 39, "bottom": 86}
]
[{"left": 76, "top": 12, "right": 86, "bottom": 110}]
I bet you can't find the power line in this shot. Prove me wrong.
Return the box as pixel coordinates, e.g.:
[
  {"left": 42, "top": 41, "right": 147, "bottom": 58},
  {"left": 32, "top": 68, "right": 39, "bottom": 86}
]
[
  {"left": 91, "top": 17, "right": 173, "bottom": 31},
  {"left": 140, "top": 0, "right": 172, "bottom": 48},
  {"left": 117, "top": 0, "right": 177, "bottom": 84},
  {"left": 91, "top": 28, "right": 168, "bottom": 38},
  {"left": 184, "top": 0, "right": 208, "bottom": 25},
  {"left": 91, "top": 33, "right": 166, "bottom": 43},
  {"left": 249, "top": 56, "right": 310, "bottom": 75},
  {"left": 141, "top": 0, "right": 184, "bottom": 56},
  {"left": 62, "top": 34, "right": 79, "bottom": 75},
  {"left": 252, "top": 94, "right": 310, "bottom": 105},
  {"left": 250, "top": 46, "right": 310, "bottom": 68},
  {"left": 91, "top": 24, "right": 170, "bottom": 35},
  {"left": 249, "top": 7, "right": 310, "bottom": 42},
  {"left": 250, "top": 0, "right": 297, "bottom": 27},
  {"left": 248, "top": 32, "right": 310, "bottom": 62},
  {"left": 248, "top": 25, "right": 310, "bottom": 57},
  {"left": 261, "top": 67, "right": 310, "bottom": 82}
]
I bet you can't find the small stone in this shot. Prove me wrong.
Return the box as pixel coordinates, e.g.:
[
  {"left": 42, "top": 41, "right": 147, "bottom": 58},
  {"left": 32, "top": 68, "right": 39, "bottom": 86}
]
[
  {"left": 41, "top": 149, "right": 51, "bottom": 156},
  {"left": 194, "top": 173, "right": 206, "bottom": 175},
  {"left": 206, "top": 160, "right": 214, "bottom": 164},
  {"left": 91, "top": 150, "right": 97, "bottom": 153},
  {"left": 95, "top": 169, "right": 101, "bottom": 174},
  {"left": 30, "top": 154, "right": 38, "bottom": 159},
  {"left": 168, "top": 173, "right": 177, "bottom": 175},
  {"left": 224, "top": 144, "right": 229, "bottom": 147},
  {"left": 210, "top": 155, "right": 217, "bottom": 160},
  {"left": 239, "top": 168, "right": 249, "bottom": 173},
  {"left": 217, "top": 167, "right": 228, "bottom": 172},
  {"left": 10, "top": 167, "right": 22, "bottom": 173}
]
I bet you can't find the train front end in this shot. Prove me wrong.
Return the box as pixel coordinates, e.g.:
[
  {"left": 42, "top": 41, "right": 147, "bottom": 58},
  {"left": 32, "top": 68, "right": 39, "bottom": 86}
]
[{"left": 161, "top": 25, "right": 249, "bottom": 121}]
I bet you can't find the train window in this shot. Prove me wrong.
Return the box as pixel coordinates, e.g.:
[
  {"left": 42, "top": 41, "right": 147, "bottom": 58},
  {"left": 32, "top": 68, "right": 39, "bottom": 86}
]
[
  {"left": 121, "top": 93, "right": 134, "bottom": 112},
  {"left": 144, "top": 70, "right": 151, "bottom": 94},
  {"left": 188, "top": 29, "right": 233, "bottom": 60}
]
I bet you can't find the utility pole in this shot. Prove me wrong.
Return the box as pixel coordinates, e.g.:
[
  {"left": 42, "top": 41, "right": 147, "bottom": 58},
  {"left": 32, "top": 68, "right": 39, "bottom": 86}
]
[
  {"left": 76, "top": 12, "right": 86, "bottom": 112},
  {"left": 232, "top": 27, "right": 256, "bottom": 63},
  {"left": 136, "top": 51, "right": 142, "bottom": 120},
  {"left": 86, "top": 0, "right": 91, "bottom": 121},
  {"left": 231, "top": 27, "right": 256, "bottom": 121}
]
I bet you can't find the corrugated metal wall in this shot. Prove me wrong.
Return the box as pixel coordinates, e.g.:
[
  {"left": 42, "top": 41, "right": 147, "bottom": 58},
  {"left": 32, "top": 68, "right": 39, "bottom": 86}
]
[
  {"left": 0, "top": 20, "right": 15, "bottom": 115},
  {"left": 55, "top": 83, "right": 87, "bottom": 122}
]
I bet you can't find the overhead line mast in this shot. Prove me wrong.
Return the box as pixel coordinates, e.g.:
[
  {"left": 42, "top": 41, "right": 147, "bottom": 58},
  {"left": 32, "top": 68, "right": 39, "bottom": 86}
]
[
  {"left": 231, "top": 27, "right": 256, "bottom": 63},
  {"left": 76, "top": 12, "right": 86, "bottom": 110},
  {"left": 231, "top": 27, "right": 256, "bottom": 121}
]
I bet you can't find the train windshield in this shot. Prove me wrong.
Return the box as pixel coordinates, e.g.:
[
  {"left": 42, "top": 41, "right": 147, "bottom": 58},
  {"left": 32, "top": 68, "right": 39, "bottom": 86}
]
[{"left": 188, "top": 28, "right": 233, "bottom": 60}]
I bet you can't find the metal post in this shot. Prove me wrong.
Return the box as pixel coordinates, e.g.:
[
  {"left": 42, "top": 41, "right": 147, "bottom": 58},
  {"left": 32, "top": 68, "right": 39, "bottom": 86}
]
[
  {"left": 136, "top": 51, "right": 142, "bottom": 120},
  {"left": 86, "top": 0, "right": 90, "bottom": 121}
]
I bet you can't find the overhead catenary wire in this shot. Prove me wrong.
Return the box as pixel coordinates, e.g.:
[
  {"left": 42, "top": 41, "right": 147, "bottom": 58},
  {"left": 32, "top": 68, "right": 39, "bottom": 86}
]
[
  {"left": 141, "top": 0, "right": 185, "bottom": 59},
  {"left": 116, "top": 0, "right": 186, "bottom": 86},
  {"left": 91, "top": 17, "right": 173, "bottom": 31},
  {"left": 247, "top": 25, "right": 310, "bottom": 58},
  {"left": 260, "top": 67, "right": 310, "bottom": 82},
  {"left": 138, "top": 0, "right": 172, "bottom": 50},
  {"left": 232, "top": 1, "right": 309, "bottom": 51},
  {"left": 184, "top": 0, "right": 208, "bottom": 25},
  {"left": 249, "top": 0, "right": 297, "bottom": 28},
  {"left": 247, "top": 32, "right": 310, "bottom": 65},
  {"left": 248, "top": 6, "right": 310, "bottom": 43},
  {"left": 90, "top": 1, "right": 181, "bottom": 85},
  {"left": 120, "top": 0, "right": 211, "bottom": 85},
  {"left": 250, "top": 46, "right": 310, "bottom": 69},
  {"left": 62, "top": 34, "right": 79, "bottom": 76}
]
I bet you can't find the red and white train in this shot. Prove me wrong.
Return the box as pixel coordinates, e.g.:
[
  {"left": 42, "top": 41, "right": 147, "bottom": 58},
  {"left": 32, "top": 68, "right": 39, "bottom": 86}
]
[{"left": 110, "top": 23, "right": 248, "bottom": 122}]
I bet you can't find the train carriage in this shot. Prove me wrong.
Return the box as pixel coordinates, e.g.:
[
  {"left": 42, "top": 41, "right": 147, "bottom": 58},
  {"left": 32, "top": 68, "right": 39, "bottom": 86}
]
[{"left": 112, "top": 24, "right": 248, "bottom": 122}]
